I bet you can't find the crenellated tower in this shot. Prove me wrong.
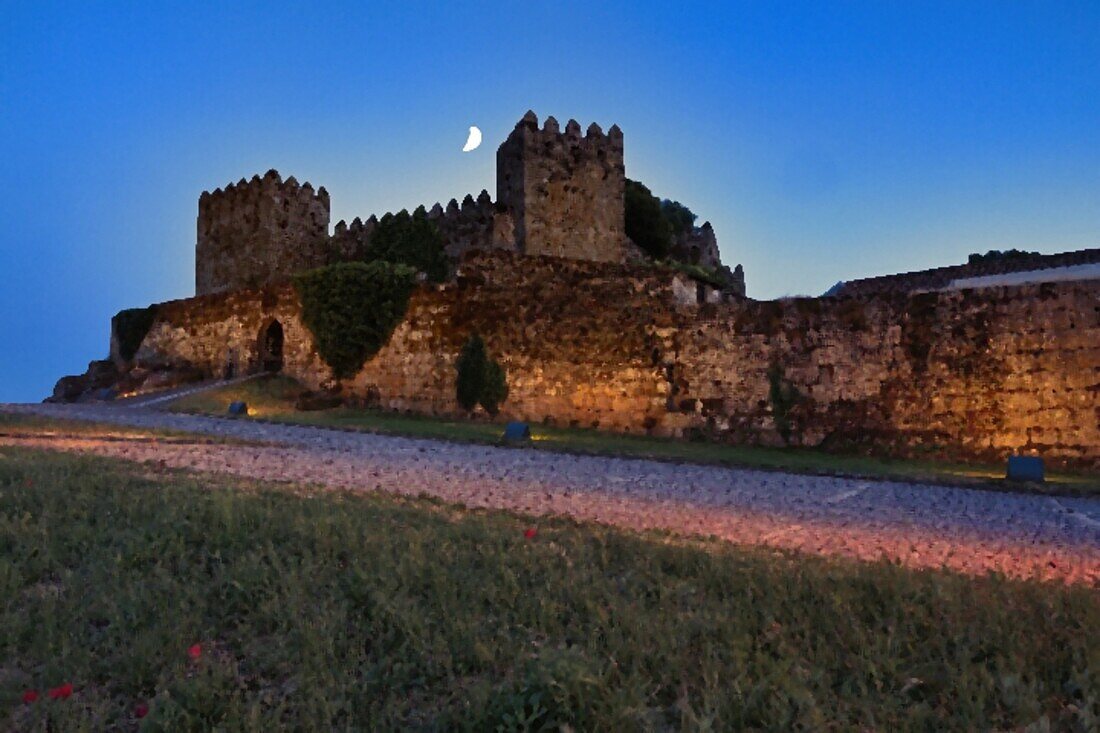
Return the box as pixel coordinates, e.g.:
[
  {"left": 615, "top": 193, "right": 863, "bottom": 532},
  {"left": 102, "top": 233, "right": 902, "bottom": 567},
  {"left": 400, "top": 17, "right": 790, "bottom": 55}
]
[
  {"left": 196, "top": 169, "right": 330, "bottom": 295},
  {"left": 496, "top": 111, "right": 627, "bottom": 263}
]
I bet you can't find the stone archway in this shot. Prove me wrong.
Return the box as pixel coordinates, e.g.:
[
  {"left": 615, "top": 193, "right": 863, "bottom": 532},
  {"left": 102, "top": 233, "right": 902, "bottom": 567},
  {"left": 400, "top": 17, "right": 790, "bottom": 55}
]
[{"left": 259, "top": 320, "right": 284, "bottom": 373}]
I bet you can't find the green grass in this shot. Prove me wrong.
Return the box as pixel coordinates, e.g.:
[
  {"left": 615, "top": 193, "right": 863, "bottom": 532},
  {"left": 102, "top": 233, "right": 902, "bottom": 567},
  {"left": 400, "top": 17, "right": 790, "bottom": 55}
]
[
  {"left": 169, "top": 376, "right": 1100, "bottom": 496},
  {"left": 0, "top": 448, "right": 1097, "bottom": 731},
  {"left": 0, "top": 412, "right": 260, "bottom": 447}
]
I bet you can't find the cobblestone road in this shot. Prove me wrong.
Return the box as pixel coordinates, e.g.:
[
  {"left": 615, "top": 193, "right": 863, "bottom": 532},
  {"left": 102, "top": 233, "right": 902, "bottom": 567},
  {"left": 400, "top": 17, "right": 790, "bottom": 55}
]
[{"left": 4, "top": 403, "right": 1098, "bottom": 584}]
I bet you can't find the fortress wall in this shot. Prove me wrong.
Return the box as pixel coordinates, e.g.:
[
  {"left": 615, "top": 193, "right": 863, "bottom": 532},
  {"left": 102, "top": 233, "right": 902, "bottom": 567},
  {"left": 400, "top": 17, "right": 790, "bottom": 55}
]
[
  {"left": 137, "top": 285, "right": 322, "bottom": 381},
  {"left": 196, "top": 170, "right": 331, "bottom": 295},
  {"left": 341, "top": 253, "right": 682, "bottom": 429},
  {"left": 497, "top": 113, "right": 627, "bottom": 263},
  {"left": 670, "top": 283, "right": 1100, "bottom": 464},
  {"left": 136, "top": 252, "right": 1100, "bottom": 468},
  {"left": 328, "top": 190, "right": 516, "bottom": 269}
]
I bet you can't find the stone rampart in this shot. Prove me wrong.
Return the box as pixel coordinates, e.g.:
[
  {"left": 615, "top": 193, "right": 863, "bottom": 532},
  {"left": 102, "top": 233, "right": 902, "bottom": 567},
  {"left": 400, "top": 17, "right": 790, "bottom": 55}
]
[
  {"left": 136, "top": 252, "right": 1100, "bottom": 468},
  {"left": 329, "top": 190, "right": 515, "bottom": 267}
]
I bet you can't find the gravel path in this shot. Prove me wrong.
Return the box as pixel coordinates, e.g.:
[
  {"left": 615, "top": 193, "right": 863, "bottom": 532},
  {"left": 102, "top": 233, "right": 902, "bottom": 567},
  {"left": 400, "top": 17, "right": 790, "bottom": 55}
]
[{"left": 4, "top": 402, "right": 1099, "bottom": 585}]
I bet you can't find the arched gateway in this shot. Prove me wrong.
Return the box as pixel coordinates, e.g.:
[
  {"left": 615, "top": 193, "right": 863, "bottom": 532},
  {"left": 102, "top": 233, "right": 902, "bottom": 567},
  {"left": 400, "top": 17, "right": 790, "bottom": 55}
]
[{"left": 259, "top": 320, "right": 284, "bottom": 373}]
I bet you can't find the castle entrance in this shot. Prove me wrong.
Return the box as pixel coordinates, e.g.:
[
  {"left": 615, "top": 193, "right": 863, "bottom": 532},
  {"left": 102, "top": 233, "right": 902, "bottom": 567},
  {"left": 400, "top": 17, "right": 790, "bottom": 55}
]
[{"left": 260, "top": 320, "right": 284, "bottom": 373}]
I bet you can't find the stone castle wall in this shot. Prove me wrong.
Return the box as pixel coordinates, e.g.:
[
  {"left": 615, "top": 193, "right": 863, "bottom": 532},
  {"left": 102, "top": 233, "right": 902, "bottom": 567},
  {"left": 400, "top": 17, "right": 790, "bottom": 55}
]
[
  {"left": 196, "top": 170, "right": 330, "bottom": 295},
  {"left": 328, "top": 190, "right": 516, "bottom": 266},
  {"left": 136, "top": 251, "right": 1100, "bottom": 468},
  {"left": 671, "top": 222, "right": 722, "bottom": 269},
  {"left": 497, "top": 112, "right": 627, "bottom": 263}
]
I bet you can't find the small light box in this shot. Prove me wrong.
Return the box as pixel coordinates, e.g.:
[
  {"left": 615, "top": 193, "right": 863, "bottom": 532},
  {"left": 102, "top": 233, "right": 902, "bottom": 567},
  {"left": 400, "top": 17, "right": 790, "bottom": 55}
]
[
  {"left": 501, "top": 421, "right": 531, "bottom": 444},
  {"left": 228, "top": 401, "right": 248, "bottom": 416},
  {"left": 1006, "top": 455, "right": 1044, "bottom": 483}
]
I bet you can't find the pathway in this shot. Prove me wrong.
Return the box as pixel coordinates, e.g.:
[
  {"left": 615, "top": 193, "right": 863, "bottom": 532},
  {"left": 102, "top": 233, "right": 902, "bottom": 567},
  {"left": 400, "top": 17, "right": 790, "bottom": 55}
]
[{"left": 2, "top": 402, "right": 1098, "bottom": 585}]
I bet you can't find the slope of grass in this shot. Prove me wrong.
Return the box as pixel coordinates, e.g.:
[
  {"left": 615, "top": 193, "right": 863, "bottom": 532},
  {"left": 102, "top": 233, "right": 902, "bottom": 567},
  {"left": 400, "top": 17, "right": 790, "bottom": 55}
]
[
  {"left": 1, "top": 447, "right": 1097, "bottom": 730},
  {"left": 0, "top": 411, "right": 256, "bottom": 446},
  {"left": 168, "top": 376, "right": 1100, "bottom": 496}
]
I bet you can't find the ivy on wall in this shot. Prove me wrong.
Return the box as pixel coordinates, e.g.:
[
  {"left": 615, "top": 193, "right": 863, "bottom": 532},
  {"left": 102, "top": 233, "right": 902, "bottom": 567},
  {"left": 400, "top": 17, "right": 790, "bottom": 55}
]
[
  {"left": 112, "top": 306, "right": 160, "bottom": 361},
  {"left": 293, "top": 261, "right": 417, "bottom": 379}
]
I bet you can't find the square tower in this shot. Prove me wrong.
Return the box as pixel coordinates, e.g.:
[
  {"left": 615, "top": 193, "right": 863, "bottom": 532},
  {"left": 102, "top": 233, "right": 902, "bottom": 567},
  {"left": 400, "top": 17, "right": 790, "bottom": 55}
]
[
  {"left": 196, "top": 170, "right": 330, "bottom": 295},
  {"left": 496, "top": 111, "right": 627, "bottom": 263}
]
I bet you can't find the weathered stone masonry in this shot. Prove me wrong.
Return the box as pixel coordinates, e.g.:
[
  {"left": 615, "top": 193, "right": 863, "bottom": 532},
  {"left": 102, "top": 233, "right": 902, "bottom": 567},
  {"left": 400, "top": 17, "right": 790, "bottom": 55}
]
[
  {"left": 61, "top": 110, "right": 1097, "bottom": 470},
  {"left": 196, "top": 170, "right": 330, "bottom": 295},
  {"left": 195, "top": 112, "right": 647, "bottom": 296},
  {"left": 497, "top": 112, "right": 627, "bottom": 262},
  {"left": 136, "top": 251, "right": 1100, "bottom": 469}
]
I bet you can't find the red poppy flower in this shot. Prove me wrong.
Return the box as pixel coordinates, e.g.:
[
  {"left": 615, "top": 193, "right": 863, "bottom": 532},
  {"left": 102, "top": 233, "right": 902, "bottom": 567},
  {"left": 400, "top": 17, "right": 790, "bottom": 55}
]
[
  {"left": 524, "top": 527, "right": 537, "bottom": 539},
  {"left": 47, "top": 683, "right": 73, "bottom": 700},
  {"left": 24, "top": 479, "right": 33, "bottom": 488},
  {"left": 22, "top": 689, "right": 38, "bottom": 704},
  {"left": 187, "top": 643, "right": 202, "bottom": 660},
  {"left": 134, "top": 702, "right": 149, "bottom": 719}
]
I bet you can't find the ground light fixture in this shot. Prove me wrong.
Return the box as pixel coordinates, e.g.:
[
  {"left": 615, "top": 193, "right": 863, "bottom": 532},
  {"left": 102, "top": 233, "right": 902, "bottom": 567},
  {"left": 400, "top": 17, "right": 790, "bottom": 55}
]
[{"left": 1006, "top": 455, "right": 1044, "bottom": 482}]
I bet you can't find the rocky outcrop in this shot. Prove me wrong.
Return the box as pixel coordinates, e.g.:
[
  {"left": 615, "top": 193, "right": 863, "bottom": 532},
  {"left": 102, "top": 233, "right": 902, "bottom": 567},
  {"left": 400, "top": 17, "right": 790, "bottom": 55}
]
[{"left": 48, "top": 360, "right": 120, "bottom": 402}]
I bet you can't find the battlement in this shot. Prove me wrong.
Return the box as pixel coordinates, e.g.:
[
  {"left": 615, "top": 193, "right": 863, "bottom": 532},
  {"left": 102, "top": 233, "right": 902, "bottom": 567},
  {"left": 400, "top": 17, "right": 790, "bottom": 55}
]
[
  {"left": 196, "top": 169, "right": 330, "bottom": 295},
  {"left": 505, "top": 111, "right": 625, "bottom": 153},
  {"left": 497, "top": 111, "right": 627, "bottom": 263},
  {"left": 192, "top": 113, "right": 719, "bottom": 294},
  {"left": 329, "top": 189, "right": 515, "bottom": 265}
]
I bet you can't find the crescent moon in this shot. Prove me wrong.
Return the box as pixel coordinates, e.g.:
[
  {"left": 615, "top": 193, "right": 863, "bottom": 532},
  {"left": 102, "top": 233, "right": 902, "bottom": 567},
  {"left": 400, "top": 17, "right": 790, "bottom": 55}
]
[{"left": 462, "top": 125, "right": 482, "bottom": 152}]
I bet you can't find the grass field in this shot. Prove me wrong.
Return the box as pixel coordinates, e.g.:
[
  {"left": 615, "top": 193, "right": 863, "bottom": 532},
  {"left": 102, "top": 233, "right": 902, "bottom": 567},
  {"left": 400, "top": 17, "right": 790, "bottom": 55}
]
[
  {"left": 0, "top": 412, "right": 260, "bottom": 447},
  {"left": 168, "top": 376, "right": 1100, "bottom": 496},
  {"left": 1, "top": 447, "right": 1097, "bottom": 730}
]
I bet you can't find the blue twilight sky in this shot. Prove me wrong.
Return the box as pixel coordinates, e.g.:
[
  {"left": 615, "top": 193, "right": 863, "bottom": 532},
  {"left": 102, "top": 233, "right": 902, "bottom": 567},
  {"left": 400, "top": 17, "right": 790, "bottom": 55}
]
[{"left": 1, "top": 2, "right": 1099, "bottom": 401}]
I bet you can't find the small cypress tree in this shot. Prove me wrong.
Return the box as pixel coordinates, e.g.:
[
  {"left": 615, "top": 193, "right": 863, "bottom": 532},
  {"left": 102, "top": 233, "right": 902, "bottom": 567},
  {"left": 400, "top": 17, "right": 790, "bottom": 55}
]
[
  {"left": 480, "top": 358, "right": 509, "bottom": 416},
  {"left": 455, "top": 334, "right": 487, "bottom": 412},
  {"left": 455, "top": 334, "right": 509, "bottom": 415}
]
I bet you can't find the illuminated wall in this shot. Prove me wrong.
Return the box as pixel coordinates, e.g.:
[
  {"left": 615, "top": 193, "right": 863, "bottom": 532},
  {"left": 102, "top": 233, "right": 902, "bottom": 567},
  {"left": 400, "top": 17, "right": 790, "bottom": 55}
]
[{"left": 137, "top": 251, "right": 1100, "bottom": 468}]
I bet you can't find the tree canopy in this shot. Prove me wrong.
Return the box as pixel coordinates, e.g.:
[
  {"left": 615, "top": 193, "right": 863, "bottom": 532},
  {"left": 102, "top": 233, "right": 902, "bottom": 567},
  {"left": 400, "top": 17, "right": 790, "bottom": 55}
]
[{"left": 625, "top": 179, "right": 672, "bottom": 260}]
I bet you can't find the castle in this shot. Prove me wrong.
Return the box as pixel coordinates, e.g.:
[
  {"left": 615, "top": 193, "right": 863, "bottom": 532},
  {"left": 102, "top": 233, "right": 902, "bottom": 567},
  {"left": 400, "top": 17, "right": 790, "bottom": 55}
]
[
  {"left": 194, "top": 111, "right": 740, "bottom": 297},
  {"left": 51, "top": 113, "right": 1100, "bottom": 470}
]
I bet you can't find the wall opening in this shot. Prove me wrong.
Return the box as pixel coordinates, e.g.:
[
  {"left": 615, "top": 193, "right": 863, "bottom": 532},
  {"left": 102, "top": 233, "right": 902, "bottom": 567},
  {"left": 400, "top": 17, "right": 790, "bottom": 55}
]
[{"left": 260, "top": 320, "right": 284, "bottom": 373}]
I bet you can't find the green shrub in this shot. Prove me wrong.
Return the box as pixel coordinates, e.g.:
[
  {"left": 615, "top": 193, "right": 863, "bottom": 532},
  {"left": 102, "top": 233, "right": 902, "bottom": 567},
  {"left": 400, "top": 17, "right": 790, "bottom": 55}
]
[
  {"left": 625, "top": 179, "right": 672, "bottom": 259},
  {"left": 293, "top": 262, "right": 417, "bottom": 380},
  {"left": 112, "top": 305, "right": 159, "bottom": 361},
  {"left": 455, "top": 335, "right": 487, "bottom": 412},
  {"left": 455, "top": 334, "right": 509, "bottom": 414},
  {"left": 967, "top": 248, "right": 1038, "bottom": 265},
  {"left": 363, "top": 208, "right": 447, "bottom": 282},
  {"left": 660, "top": 198, "right": 697, "bottom": 234},
  {"left": 665, "top": 259, "right": 729, "bottom": 289},
  {"left": 480, "top": 358, "right": 509, "bottom": 416},
  {"left": 767, "top": 362, "right": 802, "bottom": 443}
]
